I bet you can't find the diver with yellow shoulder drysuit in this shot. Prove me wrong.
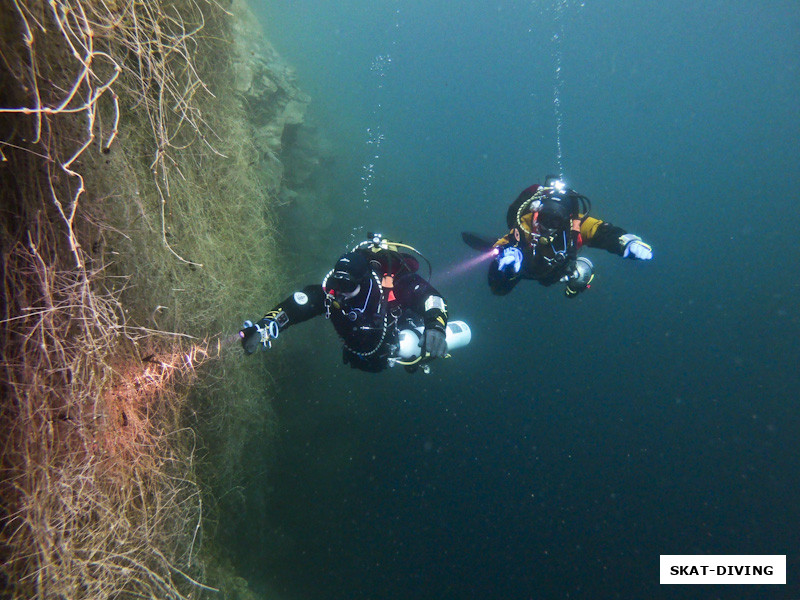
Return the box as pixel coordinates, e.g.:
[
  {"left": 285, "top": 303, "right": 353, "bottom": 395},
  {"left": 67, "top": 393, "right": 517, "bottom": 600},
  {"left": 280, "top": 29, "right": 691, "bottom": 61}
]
[
  {"left": 240, "top": 234, "right": 471, "bottom": 373},
  {"left": 463, "top": 177, "right": 653, "bottom": 297}
]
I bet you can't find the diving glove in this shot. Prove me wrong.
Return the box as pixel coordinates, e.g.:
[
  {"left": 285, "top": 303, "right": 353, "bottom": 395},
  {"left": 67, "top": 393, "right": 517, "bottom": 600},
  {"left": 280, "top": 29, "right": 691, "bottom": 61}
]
[
  {"left": 240, "top": 318, "right": 280, "bottom": 355},
  {"left": 620, "top": 234, "right": 653, "bottom": 260},
  {"left": 496, "top": 245, "right": 523, "bottom": 274},
  {"left": 420, "top": 327, "right": 447, "bottom": 359}
]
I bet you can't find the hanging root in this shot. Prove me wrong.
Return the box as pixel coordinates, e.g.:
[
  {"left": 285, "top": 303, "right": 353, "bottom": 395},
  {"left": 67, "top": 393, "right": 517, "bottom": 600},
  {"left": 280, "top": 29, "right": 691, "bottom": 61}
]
[{"left": 0, "top": 0, "right": 232, "bottom": 597}]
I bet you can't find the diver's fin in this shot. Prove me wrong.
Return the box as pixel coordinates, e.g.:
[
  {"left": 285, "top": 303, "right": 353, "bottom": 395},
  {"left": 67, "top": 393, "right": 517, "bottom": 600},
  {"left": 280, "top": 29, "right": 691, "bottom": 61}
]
[{"left": 461, "top": 232, "right": 496, "bottom": 252}]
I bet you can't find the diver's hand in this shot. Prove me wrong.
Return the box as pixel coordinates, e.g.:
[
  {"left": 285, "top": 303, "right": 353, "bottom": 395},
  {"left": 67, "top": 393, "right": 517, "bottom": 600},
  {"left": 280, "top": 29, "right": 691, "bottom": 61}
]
[
  {"left": 620, "top": 234, "right": 653, "bottom": 260},
  {"left": 239, "top": 320, "right": 262, "bottom": 355},
  {"left": 420, "top": 327, "right": 447, "bottom": 359},
  {"left": 496, "top": 245, "right": 523, "bottom": 274},
  {"left": 239, "top": 319, "right": 279, "bottom": 354},
  {"left": 559, "top": 260, "right": 579, "bottom": 284},
  {"left": 561, "top": 262, "right": 581, "bottom": 298}
]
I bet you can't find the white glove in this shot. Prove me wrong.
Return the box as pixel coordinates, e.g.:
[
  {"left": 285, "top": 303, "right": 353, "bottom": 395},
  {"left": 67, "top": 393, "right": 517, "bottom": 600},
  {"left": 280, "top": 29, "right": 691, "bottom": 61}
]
[
  {"left": 496, "top": 246, "right": 523, "bottom": 273},
  {"left": 620, "top": 234, "right": 653, "bottom": 260}
]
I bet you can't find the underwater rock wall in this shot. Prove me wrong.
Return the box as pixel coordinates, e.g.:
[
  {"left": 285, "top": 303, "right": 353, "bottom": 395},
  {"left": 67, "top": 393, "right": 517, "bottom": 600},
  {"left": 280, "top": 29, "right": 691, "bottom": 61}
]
[
  {"left": 0, "top": 0, "right": 324, "bottom": 597},
  {"left": 229, "top": 0, "right": 336, "bottom": 238},
  {"left": 231, "top": 0, "right": 312, "bottom": 199}
]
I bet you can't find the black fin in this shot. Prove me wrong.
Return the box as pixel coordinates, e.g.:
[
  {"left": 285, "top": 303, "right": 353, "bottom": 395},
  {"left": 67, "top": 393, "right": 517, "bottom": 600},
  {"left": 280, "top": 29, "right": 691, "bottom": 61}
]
[{"left": 461, "top": 232, "right": 496, "bottom": 252}]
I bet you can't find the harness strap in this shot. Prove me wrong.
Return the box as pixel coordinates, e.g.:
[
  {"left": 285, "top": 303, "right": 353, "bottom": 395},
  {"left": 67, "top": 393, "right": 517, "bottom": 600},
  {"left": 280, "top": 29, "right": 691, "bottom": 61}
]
[{"left": 340, "top": 269, "right": 391, "bottom": 358}]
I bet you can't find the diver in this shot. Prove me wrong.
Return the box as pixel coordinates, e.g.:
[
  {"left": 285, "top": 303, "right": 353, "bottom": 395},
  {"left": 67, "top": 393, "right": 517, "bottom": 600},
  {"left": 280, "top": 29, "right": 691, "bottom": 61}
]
[
  {"left": 462, "top": 177, "right": 653, "bottom": 297},
  {"left": 240, "top": 234, "right": 470, "bottom": 373}
]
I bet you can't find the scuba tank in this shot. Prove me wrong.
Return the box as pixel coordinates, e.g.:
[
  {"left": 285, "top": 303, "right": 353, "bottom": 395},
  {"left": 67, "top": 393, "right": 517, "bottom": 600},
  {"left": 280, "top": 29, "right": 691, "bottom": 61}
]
[
  {"left": 394, "top": 320, "right": 472, "bottom": 360},
  {"left": 564, "top": 257, "right": 594, "bottom": 296}
]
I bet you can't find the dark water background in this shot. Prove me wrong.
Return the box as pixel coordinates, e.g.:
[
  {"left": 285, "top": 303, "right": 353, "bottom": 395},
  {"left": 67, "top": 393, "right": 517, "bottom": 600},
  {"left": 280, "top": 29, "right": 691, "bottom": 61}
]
[{"left": 234, "top": 1, "right": 799, "bottom": 598}]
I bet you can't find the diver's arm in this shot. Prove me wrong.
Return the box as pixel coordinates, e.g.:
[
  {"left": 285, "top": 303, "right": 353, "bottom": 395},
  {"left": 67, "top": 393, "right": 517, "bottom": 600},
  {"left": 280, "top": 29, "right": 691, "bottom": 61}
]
[
  {"left": 393, "top": 273, "right": 448, "bottom": 331},
  {"left": 581, "top": 217, "right": 653, "bottom": 259},
  {"left": 580, "top": 217, "right": 630, "bottom": 255},
  {"left": 267, "top": 285, "right": 327, "bottom": 326},
  {"left": 492, "top": 232, "right": 514, "bottom": 248},
  {"left": 240, "top": 284, "right": 326, "bottom": 354},
  {"left": 488, "top": 223, "right": 527, "bottom": 295},
  {"left": 394, "top": 273, "right": 448, "bottom": 359}
]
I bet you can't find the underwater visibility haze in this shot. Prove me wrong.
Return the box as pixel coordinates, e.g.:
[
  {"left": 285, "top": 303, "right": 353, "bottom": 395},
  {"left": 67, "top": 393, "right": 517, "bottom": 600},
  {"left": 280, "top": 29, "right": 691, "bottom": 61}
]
[{"left": 232, "top": 1, "right": 800, "bottom": 599}]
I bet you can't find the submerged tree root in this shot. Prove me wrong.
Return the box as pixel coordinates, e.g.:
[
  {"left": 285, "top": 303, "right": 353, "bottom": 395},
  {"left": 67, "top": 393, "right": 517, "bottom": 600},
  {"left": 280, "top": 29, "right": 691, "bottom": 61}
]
[
  {"left": 0, "top": 0, "right": 241, "bottom": 597},
  {"left": 0, "top": 225, "right": 217, "bottom": 598}
]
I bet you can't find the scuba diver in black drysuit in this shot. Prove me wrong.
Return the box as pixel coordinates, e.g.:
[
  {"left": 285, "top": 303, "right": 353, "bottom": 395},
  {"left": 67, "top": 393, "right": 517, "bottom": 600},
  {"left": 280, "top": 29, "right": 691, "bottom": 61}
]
[
  {"left": 240, "top": 234, "right": 466, "bottom": 373},
  {"left": 463, "top": 176, "right": 653, "bottom": 298}
]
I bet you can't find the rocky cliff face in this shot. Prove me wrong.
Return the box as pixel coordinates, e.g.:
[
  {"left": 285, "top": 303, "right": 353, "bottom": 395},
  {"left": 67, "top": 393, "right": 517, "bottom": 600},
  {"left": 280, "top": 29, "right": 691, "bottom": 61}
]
[{"left": 230, "top": 0, "right": 320, "bottom": 206}]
